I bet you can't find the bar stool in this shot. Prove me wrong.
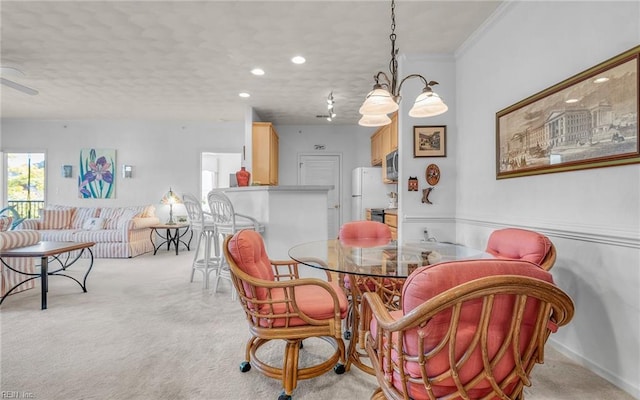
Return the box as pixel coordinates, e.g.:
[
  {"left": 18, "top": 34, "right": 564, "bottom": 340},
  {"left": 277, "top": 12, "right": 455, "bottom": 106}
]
[
  {"left": 182, "top": 193, "right": 219, "bottom": 289},
  {"left": 207, "top": 190, "right": 265, "bottom": 297}
]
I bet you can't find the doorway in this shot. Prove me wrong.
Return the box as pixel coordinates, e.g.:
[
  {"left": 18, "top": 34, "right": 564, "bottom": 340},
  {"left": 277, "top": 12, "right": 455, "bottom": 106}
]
[
  {"left": 297, "top": 153, "right": 342, "bottom": 239},
  {"left": 200, "top": 152, "right": 241, "bottom": 209}
]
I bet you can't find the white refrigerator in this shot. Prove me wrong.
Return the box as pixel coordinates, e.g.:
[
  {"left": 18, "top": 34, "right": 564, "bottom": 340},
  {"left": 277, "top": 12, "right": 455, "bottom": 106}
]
[{"left": 351, "top": 167, "right": 390, "bottom": 220}]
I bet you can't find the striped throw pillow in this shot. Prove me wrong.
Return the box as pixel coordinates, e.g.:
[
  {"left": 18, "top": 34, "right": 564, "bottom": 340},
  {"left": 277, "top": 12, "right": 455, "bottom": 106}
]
[
  {"left": 0, "top": 216, "right": 13, "bottom": 231},
  {"left": 40, "top": 209, "right": 73, "bottom": 230},
  {"left": 71, "top": 207, "right": 99, "bottom": 229},
  {"left": 99, "top": 208, "right": 124, "bottom": 229}
]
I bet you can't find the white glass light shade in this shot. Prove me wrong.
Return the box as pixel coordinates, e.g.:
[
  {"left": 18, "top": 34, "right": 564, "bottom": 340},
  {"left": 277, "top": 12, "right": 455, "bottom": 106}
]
[
  {"left": 359, "top": 88, "right": 399, "bottom": 115},
  {"left": 358, "top": 113, "right": 392, "bottom": 127},
  {"left": 408, "top": 91, "right": 448, "bottom": 118}
]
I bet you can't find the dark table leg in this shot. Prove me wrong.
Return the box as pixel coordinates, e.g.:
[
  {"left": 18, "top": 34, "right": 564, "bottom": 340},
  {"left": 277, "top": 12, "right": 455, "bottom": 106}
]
[
  {"left": 41, "top": 256, "right": 48, "bottom": 310},
  {"left": 172, "top": 228, "right": 179, "bottom": 255}
]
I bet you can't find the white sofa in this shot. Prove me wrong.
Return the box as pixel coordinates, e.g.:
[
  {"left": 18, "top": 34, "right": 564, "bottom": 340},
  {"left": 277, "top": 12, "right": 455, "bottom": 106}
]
[{"left": 15, "top": 205, "right": 160, "bottom": 258}]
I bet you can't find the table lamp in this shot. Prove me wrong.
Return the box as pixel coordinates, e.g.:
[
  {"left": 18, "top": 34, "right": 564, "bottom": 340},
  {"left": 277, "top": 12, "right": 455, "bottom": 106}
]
[{"left": 160, "top": 187, "right": 182, "bottom": 225}]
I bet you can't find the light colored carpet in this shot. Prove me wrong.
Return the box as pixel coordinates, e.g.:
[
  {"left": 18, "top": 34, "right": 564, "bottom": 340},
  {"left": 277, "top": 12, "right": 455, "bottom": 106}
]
[{"left": 0, "top": 250, "right": 634, "bottom": 400}]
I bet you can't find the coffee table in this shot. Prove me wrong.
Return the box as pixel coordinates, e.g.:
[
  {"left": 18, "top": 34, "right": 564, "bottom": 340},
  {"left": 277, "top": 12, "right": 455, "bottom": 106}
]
[{"left": 0, "top": 241, "right": 95, "bottom": 310}]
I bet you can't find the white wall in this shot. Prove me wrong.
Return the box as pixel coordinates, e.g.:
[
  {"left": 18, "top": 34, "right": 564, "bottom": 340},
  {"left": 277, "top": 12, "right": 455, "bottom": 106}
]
[
  {"left": 396, "top": 54, "right": 458, "bottom": 243},
  {"left": 276, "top": 123, "right": 376, "bottom": 224},
  {"left": 1, "top": 119, "right": 244, "bottom": 221},
  {"left": 454, "top": 1, "right": 639, "bottom": 396}
]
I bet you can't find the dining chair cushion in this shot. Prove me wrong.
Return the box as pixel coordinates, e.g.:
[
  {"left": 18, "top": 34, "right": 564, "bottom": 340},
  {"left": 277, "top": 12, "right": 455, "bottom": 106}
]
[
  {"left": 339, "top": 221, "right": 393, "bottom": 289},
  {"left": 485, "top": 228, "right": 552, "bottom": 265},
  {"left": 259, "top": 282, "right": 348, "bottom": 328},
  {"left": 338, "top": 220, "right": 391, "bottom": 242},
  {"left": 227, "top": 229, "right": 275, "bottom": 303},
  {"left": 370, "top": 259, "right": 554, "bottom": 399}
]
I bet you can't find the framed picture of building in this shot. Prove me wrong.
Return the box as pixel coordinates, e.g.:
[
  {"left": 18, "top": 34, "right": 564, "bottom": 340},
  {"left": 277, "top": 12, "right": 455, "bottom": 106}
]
[
  {"left": 496, "top": 46, "right": 639, "bottom": 179},
  {"left": 414, "top": 125, "right": 446, "bottom": 157}
]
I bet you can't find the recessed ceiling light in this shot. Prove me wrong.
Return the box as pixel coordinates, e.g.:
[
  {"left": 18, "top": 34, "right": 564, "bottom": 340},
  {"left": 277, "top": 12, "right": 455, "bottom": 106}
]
[
  {"left": 291, "top": 56, "right": 306, "bottom": 64},
  {"left": 251, "top": 68, "right": 264, "bottom": 76},
  {"left": 593, "top": 77, "right": 609, "bottom": 83},
  {"left": 239, "top": 92, "right": 250, "bottom": 98},
  {"left": 565, "top": 98, "right": 579, "bottom": 103}
]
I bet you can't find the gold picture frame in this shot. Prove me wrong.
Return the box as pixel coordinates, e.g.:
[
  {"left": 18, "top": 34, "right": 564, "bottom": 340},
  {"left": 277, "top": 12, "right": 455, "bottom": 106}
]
[
  {"left": 496, "top": 46, "right": 639, "bottom": 179},
  {"left": 414, "top": 125, "right": 446, "bottom": 157}
]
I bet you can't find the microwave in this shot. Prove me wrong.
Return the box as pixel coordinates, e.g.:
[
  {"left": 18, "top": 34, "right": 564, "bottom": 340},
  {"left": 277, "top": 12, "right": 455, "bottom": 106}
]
[{"left": 385, "top": 150, "right": 398, "bottom": 181}]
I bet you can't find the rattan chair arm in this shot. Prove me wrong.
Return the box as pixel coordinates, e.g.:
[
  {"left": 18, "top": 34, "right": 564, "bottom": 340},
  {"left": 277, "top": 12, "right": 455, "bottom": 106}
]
[
  {"left": 365, "top": 275, "right": 575, "bottom": 334},
  {"left": 362, "top": 291, "right": 398, "bottom": 328}
]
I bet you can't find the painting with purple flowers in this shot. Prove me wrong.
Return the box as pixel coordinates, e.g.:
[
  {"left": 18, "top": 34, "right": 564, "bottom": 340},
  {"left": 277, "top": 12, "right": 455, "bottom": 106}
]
[{"left": 79, "top": 148, "right": 116, "bottom": 199}]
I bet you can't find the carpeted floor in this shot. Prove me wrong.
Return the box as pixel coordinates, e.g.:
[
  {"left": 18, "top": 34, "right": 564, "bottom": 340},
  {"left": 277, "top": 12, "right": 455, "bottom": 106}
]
[{"left": 0, "top": 250, "right": 635, "bottom": 400}]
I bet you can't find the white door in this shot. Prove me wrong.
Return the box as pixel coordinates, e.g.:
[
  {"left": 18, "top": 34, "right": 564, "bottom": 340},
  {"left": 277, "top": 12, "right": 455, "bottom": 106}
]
[{"left": 298, "top": 154, "right": 341, "bottom": 239}]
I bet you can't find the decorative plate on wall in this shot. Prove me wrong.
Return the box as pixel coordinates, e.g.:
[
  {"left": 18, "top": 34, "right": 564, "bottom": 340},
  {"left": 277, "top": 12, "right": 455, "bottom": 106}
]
[{"left": 426, "top": 164, "right": 440, "bottom": 186}]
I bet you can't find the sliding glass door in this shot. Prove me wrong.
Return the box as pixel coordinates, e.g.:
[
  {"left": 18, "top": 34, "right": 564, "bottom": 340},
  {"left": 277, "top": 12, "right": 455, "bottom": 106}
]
[{"left": 4, "top": 152, "right": 46, "bottom": 219}]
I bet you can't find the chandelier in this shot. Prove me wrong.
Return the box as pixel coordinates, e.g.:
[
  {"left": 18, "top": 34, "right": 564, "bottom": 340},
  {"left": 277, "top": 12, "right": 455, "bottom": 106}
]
[{"left": 358, "top": 0, "right": 448, "bottom": 127}]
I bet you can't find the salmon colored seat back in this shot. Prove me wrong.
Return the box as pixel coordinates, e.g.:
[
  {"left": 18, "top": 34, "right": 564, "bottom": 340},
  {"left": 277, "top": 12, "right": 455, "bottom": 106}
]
[
  {"left": 338, "top": 221, "right": 392, "bottom": 289},
  {"left": 338, "top": 220, "right": 391, "bottom": 246},
  {"left": 227, "top": 229, "right": 275, "bottom": 304},
  {"left": 486, "top": 228, "right": 553, "bottom": 268}
]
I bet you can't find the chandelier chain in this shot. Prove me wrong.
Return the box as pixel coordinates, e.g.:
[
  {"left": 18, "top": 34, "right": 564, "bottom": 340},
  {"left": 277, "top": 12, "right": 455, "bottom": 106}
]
[
  {"left": 389, "top": 0, "right": 398, "bottom": 96},
  {"left": 358, "top": 0, "right": 448, "bottom": 126}
]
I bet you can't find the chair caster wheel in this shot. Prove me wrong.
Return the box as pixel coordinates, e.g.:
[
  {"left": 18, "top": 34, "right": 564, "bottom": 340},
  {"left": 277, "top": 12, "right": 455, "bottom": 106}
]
[
  {"left": 299, "top": 341, "right": 303, "bottom": 349},
  {"left": 343, "top": 331, "right": 352, "bottom": 340},
  {"left": 334, "top": 363, "right": 346, "bottom": 374},
  {"left": 239, "top": 361, "right": 251, "bottom": 372},
  {"left": 278, "top": 392, "right": 292, "bottom": 400}
]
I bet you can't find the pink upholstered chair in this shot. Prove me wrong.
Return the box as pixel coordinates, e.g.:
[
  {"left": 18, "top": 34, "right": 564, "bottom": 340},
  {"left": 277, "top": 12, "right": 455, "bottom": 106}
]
[
  {"left": 338, "top": 220, "right": 401, "bottom": 372},
  {"left": 485, "top": 228, "right": 556, "bottom": 271},
  {"left": 223, "top": 230, "right": 347, "bottom": 400},
  {"left": 338, "top": 220, "right": 392, "bottom": 246},
  {"left": 363, "top": 259, "right": 574, "bottom": 400}
]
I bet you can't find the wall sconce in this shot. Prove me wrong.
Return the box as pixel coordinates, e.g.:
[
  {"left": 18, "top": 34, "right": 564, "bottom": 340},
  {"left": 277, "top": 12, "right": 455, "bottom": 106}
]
[
  {"left": 61, "top": 165, "right": 73, "bottom": 178},
  {"left": 122, "top": 165, "right": 133, "bottom": 178}
]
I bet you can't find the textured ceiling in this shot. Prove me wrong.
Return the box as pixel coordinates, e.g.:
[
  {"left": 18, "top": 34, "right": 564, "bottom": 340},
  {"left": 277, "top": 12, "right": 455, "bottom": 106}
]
[{"left": 0, "top": 0, "right": 502, "bottom": 125}]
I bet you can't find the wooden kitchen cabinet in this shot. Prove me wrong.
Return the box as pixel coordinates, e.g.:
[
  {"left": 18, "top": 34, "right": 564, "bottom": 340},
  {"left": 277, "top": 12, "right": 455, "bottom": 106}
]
[
  {"left": 385, "top": 212, "right": 398, "bottom": 240},
  {"left": 389, "top": 112, "right": 398, "bottom": 151},
  {"left": 252, "top": 122, "right": 279, "bottom": 186},
  {"left": 370, "top": 129, "right": 383, "bottom": 166},
  {"left": 371, "top": 112, "right": 398, "bottom": 174},
  {"left": 371, "top": 124, "right": 391, "bottom": 166}
]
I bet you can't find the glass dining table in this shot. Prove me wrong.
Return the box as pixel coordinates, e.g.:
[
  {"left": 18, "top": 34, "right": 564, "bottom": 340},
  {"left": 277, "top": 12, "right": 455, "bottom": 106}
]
[{"left": 289, "top": 238, "right": 491, "bottom": 374}]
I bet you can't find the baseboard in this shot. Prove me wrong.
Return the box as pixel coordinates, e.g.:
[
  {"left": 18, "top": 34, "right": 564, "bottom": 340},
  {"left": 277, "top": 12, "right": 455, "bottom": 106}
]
[{"left": 548, "top": 338, "right": 640, "bottom": 399}]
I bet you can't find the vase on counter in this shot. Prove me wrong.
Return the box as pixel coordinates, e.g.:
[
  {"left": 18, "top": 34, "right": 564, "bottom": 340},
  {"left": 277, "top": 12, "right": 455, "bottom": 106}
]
[{"left": 236, "top": 166, "right": 250, "bottom": 187}]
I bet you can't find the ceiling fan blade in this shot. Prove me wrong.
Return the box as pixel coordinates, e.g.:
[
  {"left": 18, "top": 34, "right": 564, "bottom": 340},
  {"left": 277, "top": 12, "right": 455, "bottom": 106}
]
[{"left": 1, "top": 77, "right": 39, "bottom": 95}]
